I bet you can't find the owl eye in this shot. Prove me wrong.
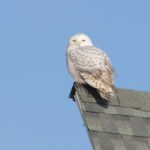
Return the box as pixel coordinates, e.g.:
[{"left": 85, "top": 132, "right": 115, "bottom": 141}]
[
  {"left": 73, "top": 40, "right": 76, "bottom": 42},
  {"left": 82, "top": 39, "right": 86, "bottom": 42}
]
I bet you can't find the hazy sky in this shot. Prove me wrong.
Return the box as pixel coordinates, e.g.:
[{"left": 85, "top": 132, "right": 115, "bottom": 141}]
[{"left": 0, "top": 0, "right": 150, "bottom": 150}]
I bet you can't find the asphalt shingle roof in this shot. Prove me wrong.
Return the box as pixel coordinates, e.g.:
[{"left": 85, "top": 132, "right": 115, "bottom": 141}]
[{"left": 70, "top": 83, "right": 150, "bottom": 150}]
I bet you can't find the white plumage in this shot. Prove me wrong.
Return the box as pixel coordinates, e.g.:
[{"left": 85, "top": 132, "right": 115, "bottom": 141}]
[{"left": 67, "top": 33, "right": 116, "bottom": 100}]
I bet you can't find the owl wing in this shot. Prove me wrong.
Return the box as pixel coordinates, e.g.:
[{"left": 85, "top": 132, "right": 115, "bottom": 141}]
[
  {"left": 69, "top": 46, "right": 115, "bottom": 100},
  {"left": 69, "top": 46, "right": 114, "bottom": 85}
]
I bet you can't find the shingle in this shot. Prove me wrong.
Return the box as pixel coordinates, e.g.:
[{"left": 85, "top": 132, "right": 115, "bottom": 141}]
[
  {"left": 84, "top": 102, "right": 104, "bottom": 113},
  {"left": 84, "top": 110, "right": 150, "bottom": 137},
  {"left": 84, "top": 102, "right": 150, "bottom": 118},
  {"left": 114, "top": 115, "right": 133, "bottom": 135},
  {"left": 108, "top": 133, "right": 127, "bottom": 150},
  {"left": 103, "top": 106, "right": 118, "bottom": 114},
  {"left": 116, "top": 107, "right": 134, "bottom": 116},
  {"left": 129, "top": 117, "right": 149, "bottom": 137},
  {"left": 117, "top": 107, "right": 150, "bottom": 118},
  {"left": 134, "top": 137, "right": 150, "bottom": 150},
  {"left": 123, "top": 136, "right": 150, "bottom": 150},
  {"left": 83, "top": 112, "right": 103, "bottom": 131},
  {"left": 99, "top": 114, "right": 147, "bottom": 136},
  {"left": 99, "top": 113, "right": 118, "bottom": 134},
  {"left": 84, "top": 103, "right": 118, "bottom": 114},
  {"left": 132, "top": 109, "right": 148, "bottom": 118},
  {"left": 117, "top": 88, "right": 150, "bottom": 111},
  {"left": 90, "top": 132, "right": 127, "bottom": 150},
  {"left": 91, "top": 132, "right": 150, "bottom": 150},
  {"left": 146, "top": 112, "right": 150, "bottom": 118},
  {"left": 97, "top": 132, "right": 115, "bottom": 150},
  {"left": 90, "top": 131, "right": 102, "bottom": 150},
  {"left": 139, "top": 92, "right": 150, "bottom": 111},
  {"left": 123, "top": 136, "right": 137, "bottom": 150},
  {"left": 117, "top": 89, "right": 141, "bottom": 109},
  {"left": 144, "top": 118, "right": 150, "bottom": 136},
  {"left": 147, "top": 138, "right": 150, "bottom": 148}
]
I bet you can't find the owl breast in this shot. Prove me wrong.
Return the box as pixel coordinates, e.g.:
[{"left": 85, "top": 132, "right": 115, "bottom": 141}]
[{"left": 67, "top": 50, "right": 84, "bottom": 84}]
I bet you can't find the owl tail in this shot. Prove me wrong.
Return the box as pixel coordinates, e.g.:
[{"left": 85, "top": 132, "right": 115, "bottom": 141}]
[{"left": 97, "top": 85, "right": 117, "bottom": 101}]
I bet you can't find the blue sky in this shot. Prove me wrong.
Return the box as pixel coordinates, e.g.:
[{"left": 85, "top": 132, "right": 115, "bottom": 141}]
[{"left": 0, "top": 0, "right": 150, "bottom": 150}]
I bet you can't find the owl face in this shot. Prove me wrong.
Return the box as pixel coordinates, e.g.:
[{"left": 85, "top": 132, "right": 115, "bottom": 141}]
[{"left": 69, "top": 33, "right": 93, "bottom": 47}]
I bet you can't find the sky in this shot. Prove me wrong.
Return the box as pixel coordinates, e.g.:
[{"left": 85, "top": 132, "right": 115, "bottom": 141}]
[{"left": 0, "top": 0, "right": 150, "bottom": 150}]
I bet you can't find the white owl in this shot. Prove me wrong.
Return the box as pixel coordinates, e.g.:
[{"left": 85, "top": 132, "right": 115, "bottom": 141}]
[{"left": 67, "top": 33, "right": 116, "bottom": 100}]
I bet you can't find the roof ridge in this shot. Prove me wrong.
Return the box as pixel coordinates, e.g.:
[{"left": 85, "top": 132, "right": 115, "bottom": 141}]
[{"left": 90, "top": 130, "right": 150, "bottom": 139}]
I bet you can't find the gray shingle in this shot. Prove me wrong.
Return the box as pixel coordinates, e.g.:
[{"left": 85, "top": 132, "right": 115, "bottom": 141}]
[
  {"left": 132, "top": 108, "right": 148, "bottom": 118},
  {"left": 99, "top": 113, "right": 119, "bottom": 134},
  {"left": 83, "top": 112, "right": 103, "bottom": 131},
  {"left": 117, "top": 88, "right": 150, "bottom": 111},
  {"left": 84, "top": 102, "right": 150, "bottom": 118},
  {"left": 84, "top": 102, "right": 118, "bottom": 114},
  {"left": 117, "top": 89, "right": 141, "bottom": 109},
  {"left": 84, "top": 111, "right": 150, "bottom": 137},
  {"left": 91, "top": 134, "right": 150, "bottom": 150},
  {"left": 90, "top": 131, "right": 102, "bottom": 150},
  {"left": 123, "top": 136, "right": 138, "bottom": 150},
  {"left": 147, "top": 138, "right": 150, "bottom": 148},
  {"left": 146, "top": 112, "right": 150, "bottom": 118},
  {"left": 116, "top": 106, "right": 134, "bottom": 116},
  {"left": 97, "top": 132, "right": 115, "bottom": 150},
  {"left": 123, "top": 136, "right": 150, "bottom": 150},
  {"left": 122, "top": 136, "right": 150, "bottom": 150},
  {"left": 114, "top": 115, "right": 133, "bottom": 136},
  {"left": 108, "top": 133, "right": 127, "bottom": 150},
  {"left": 143, "top": 119, "right": 150, "bottom": 136},
  {"left": 103, "top": 106, "right": 118, "bottom": 115},
  {"left": 84, "top": 102, "right": 104, "bottom": 113},
  {"left": 129, "top": 117, "right": 150, "bottom": 137},
  {"left": 139, "top": 92, "right": 150, "bottom": 111},
  {"left": 134, "top": 137, "right": 150, "bottom": 150}
]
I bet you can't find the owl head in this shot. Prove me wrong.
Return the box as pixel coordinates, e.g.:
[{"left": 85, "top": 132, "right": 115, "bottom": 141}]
[{"left": 69, "top": 33, "right": 93, "bottom": 47}]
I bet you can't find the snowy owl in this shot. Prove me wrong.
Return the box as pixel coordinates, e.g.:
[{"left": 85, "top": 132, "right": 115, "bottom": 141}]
[{"left": 67, "top": 33, "right": 116, "bottom": 100}]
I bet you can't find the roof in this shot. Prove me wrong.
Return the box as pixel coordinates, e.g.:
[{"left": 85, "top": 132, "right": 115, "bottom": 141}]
[{"left": 70, "top": 83, "right": 150, "bottom": 150}]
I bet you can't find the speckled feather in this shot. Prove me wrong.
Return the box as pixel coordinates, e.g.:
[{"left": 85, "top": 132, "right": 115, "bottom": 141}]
[{"left": 67, "top": 33, "right": 116, "bottom": 100}]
